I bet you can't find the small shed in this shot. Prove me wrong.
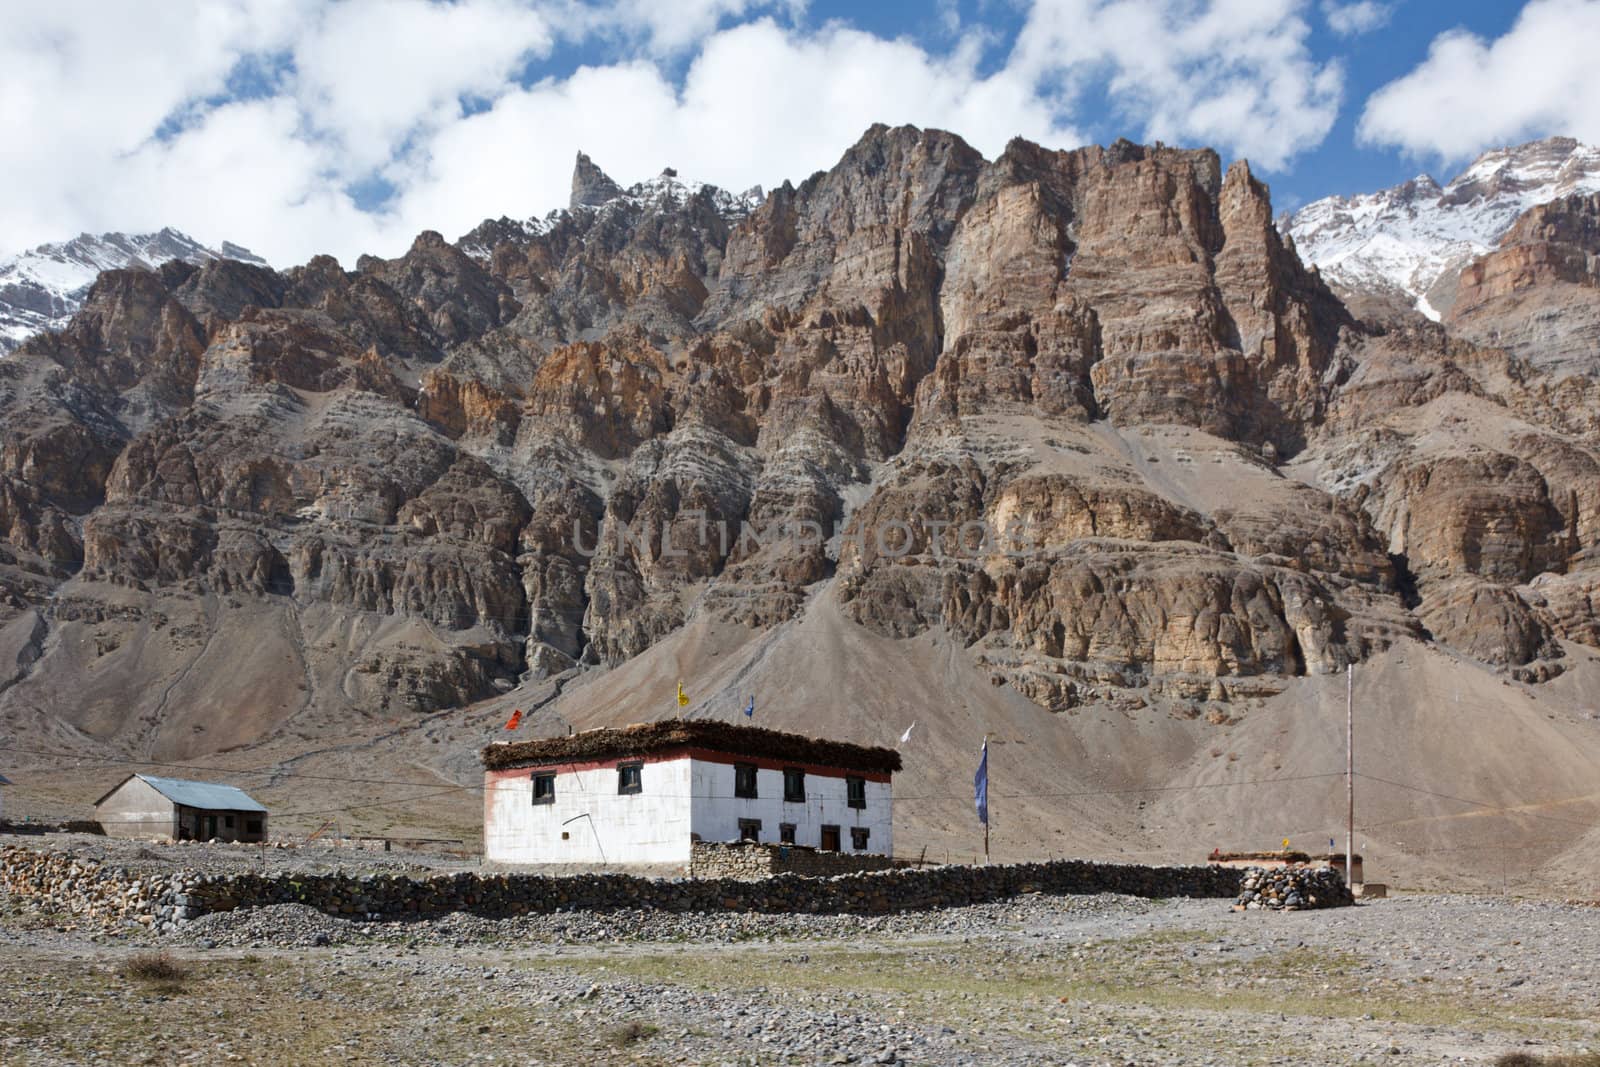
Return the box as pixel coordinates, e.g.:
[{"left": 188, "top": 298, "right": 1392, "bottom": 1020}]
[{"left": 94, "top": 774, "right": 268, "bottom": 842}]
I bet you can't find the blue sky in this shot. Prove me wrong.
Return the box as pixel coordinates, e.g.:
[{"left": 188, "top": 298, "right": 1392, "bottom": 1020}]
[{"left": 2, "top": 0, "right": 1596, "bottom": 265}]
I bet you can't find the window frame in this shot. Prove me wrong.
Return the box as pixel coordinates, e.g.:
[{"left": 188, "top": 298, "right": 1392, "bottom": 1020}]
[
  {"left": 531, "top": 772, "right": 556, "bottom": 805},
  {"left": 737, "top": 818, "right": 762, "bottom": 843},
  {"left": 734, "top": 762, "right": 758, "bottom": 799},
  {"left": 846, "top": 776, "right": 866, "bottom": 810},
  {"left": 617, "top": 762, "right": 643, "bottom": 795},
  {"left": 850, "top": 827, "right": 871, "bottom": 851},
  {"left": 782, "top": 767, "right": 806, "bottom": 804},
  {"left": 779, "top": 822, "right": 796, "bottom": 845}
]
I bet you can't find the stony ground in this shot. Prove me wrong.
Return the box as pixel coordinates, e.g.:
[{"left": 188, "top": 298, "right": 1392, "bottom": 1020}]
[{"left": 3, "top": 887, "right": 1598, "bottom": 1066}]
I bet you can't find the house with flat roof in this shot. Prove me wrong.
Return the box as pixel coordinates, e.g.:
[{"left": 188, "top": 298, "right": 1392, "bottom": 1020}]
[
  {"left": 94, "top": 774, "right": 268, "bottom": 842},
  {"left": 481, "top": 720, "right": 900, "bottom": 867}
]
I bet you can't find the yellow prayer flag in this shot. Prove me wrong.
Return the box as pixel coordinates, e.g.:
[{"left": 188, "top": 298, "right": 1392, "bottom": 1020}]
[{"left": 677, "top": 681, "right": 689, "bottom": 707}]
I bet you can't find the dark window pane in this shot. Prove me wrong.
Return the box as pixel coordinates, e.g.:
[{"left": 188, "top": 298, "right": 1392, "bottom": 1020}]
[
  {"left": 851, "top": 827, "right": 870, "bottom": 850},
  {"left": 779, "top": 822, "right": 796, "bottom": 844},
  {"left": 783, "top": 768, "right": 805, "bottom": 803},
  {"left": 738, "top": 818, "right": 762, "bottom": 842},
  {"left": 618, "top": 763, "right": 643, "bottom": 795},
  {"left": 847, "top": 777, "right": 866, "bottom": 809},
  {"left": 734, "top": 763, "right": 758, "bottom": 799},
  {"left": 532, "top": 773, "right": 556, "bottom": 804}
]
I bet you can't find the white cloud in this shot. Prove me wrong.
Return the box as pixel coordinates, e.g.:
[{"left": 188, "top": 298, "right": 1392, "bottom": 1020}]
[
  {"left": 1009, "top": 0, "right": 1343, "bottom": 171},
  {"left": 387, "top": 19, "right": 1082, "bottom": 253},
  {"left": 0, "top": 0, "right": 1352, "bottom": 270},
  {"left": 292, "top": 0, "right": 555, "bottom": 175},
  {"left": 1321, "top": 1, "right": 1391, "bottom": 37},
  {"left": 1358, "top": 0, "right": 1600, "bottom": 160},
  {"left": 582, "top": 0, "right": 807, "bottom": 56}
]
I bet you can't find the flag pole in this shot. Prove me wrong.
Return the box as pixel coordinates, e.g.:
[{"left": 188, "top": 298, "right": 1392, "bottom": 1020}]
[
  {"left": 972, "top": 735, "right": 985, "bottom": 870},
  {"left": 1346, "top": 663, "right": 1354, "bottom": 888}
]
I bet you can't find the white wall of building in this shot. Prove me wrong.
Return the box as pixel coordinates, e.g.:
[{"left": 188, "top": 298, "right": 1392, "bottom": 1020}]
[
  {"left": 483, "top": 758, "right": 694, "bottom": 865},
  {"left": 688, "top": 760, "right": 892, "bottom": 856}
]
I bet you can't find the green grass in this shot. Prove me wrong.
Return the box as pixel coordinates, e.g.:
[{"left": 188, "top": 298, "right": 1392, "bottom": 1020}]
[{"left": 564, "top": 932, "right": 1594, "bottom": 1044}]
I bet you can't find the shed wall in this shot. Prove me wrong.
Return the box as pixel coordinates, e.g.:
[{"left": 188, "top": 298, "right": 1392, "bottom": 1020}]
[{"left": 96, "top": 778, "right": 177, "bottom": 840}]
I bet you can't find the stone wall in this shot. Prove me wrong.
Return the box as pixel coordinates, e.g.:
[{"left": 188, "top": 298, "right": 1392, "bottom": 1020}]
[
  {"left": 2, "top": 843, "right": 1246, "bottom": 933},
  {"left": 689, "top": 841, "right": 897, "bottom": 880}
]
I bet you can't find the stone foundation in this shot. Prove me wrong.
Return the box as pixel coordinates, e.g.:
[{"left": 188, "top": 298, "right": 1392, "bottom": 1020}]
[
  {"left": 689, "top": 841, "right": 897, "bottom": 880},
  {"left": 2, "top": 843, "right": 1245, "bottom": 932}
]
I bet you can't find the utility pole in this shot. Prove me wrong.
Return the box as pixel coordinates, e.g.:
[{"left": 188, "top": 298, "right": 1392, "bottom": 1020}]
[{"left": 1346, "top": 663, "right": 1355, "bottom": 888}]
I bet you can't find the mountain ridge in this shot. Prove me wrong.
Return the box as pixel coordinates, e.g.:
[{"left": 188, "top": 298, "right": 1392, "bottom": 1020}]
[
  {"left": 3, "top": 125, "right": 1600, "bottom": 888},
  {"left": 1282, "top": 136, "right": 1600, "bottom": 320},
  {"left": 0, "top": 228, "right": 266, "bottom": 354}
]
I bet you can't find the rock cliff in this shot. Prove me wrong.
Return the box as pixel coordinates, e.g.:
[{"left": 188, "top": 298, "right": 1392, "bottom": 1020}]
[{"left": 3, "top": 125, "right": 1599, "bottom": 764}]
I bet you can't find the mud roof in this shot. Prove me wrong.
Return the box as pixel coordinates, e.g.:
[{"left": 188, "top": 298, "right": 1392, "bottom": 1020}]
[{"left": 482, "top": 719, "right": 902, "bottom": 775}]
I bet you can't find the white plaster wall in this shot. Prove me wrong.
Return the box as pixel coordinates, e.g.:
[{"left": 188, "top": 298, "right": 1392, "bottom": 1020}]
[
  {"left": 687, "top": 761, "right": 892, "bottom": 856},
  {"left": 484, "top": 758, "right": 694, "bottom": 865}
]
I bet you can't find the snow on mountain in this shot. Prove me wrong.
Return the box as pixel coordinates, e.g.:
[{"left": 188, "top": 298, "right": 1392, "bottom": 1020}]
[
  {"left": 0, "top": 228, "right": 266, "bottom": 353},
  {"left": 1282, "top": 137, "right": 1600, "bottom": 320},
  {"left": 460, "top": 160, "right": 764, "bottom": 264}
]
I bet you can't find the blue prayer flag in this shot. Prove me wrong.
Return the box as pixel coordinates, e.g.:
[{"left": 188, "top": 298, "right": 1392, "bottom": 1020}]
[
  {"left": 744, "top": 696, "right": 755, "bottom": 718},
  {"left": 974, "top": 740, "right": 989, "bottom": 826}
]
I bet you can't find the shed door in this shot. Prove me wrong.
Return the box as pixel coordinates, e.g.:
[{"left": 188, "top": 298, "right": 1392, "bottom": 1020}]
[{"left": 201, "top": 814, "right": 217, "bottom": 841}]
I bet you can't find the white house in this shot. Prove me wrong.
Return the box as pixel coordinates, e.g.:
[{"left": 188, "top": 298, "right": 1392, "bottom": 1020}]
[{"left": 482, "top": 720, "right": 900, "bottom": 866}]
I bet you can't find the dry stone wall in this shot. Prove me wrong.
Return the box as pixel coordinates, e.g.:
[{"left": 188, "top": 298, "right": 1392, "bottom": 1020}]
[
  {"left": 689, "top": 841, "right": 897, "bottom": 879},
  {"left": 3, "top": 843, "right": 1246, "bottom": 932}
]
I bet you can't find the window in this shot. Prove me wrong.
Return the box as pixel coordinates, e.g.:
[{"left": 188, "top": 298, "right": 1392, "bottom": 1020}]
[
  {"left": 851, "top": 827, "right": 871, "bottom": 851},
  {"left": 617, "top": 763, "right": 642, "bottom": 795},
  {"left": 819, "top": 824, "right": 840, "bottom": 851},
  {"left": 847, "top": 777, "right": 866, "bottom": 810},
  {"left": 738, "top": 818, "right": 762, "bottom": 842},
  {"left": 246, "top": 819, "right": 263, "bottom": 836},
  {"left": 531, "top": 772, "right": 556, "bottom": 805},
  {"left": 224, "top": 815, "right": 236, "bottom": 829},
  {"left": 779, "top": 822, "right": 796, "bottom": 844},
  {"left": 783, "top": 768, "right": 806, "bottom": 803},
  {"left": 734, "top": 763, "right": 758, "bottom": 799}
]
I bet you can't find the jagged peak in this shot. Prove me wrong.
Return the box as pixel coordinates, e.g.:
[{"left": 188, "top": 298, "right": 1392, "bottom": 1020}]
[{"left": 570, "top": 150, "right": 624, "bottom": 211}]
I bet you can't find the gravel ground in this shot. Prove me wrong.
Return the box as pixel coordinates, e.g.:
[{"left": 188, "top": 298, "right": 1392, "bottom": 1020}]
[{"left": 4, "top": 887, "right": 1599, "bottom": 1065}]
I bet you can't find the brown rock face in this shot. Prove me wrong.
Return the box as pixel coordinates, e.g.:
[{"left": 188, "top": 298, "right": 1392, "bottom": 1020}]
[
  {"left": 1449, "top": 192, "right": 1600, "bottom": 374},
  {"left": 3, "top": 123, "right": 1599, "bottom": 760}
]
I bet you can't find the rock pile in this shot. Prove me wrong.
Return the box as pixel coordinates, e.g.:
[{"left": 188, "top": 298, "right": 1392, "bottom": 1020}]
[
  {"left": 688, "top": 841, "right": 896, "bottom": 880},
  {"left": 1234, "top": 866, "right": 1354, "bottom": 910}
]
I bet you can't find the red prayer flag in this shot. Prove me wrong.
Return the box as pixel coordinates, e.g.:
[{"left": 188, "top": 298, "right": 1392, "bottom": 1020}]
[{"left": 504, "top": 709, "right": 523, "bottom": 730}]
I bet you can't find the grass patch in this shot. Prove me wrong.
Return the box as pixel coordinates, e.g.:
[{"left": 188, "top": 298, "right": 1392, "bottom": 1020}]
[
  {"left": 605, "top": 1020, "right": 659, "bottom": 1048},
  {"left": 1496, "top": 1056, "right": 1600, "bottom": 1067},
  {"left": 569, "top": 938, "right": 1592, "bottom": 1044},
  {"left": 117, "top": 951, "right": 192, "bottom": 993}
]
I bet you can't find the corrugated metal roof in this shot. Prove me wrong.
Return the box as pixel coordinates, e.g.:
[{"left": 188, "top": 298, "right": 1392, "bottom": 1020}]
[{"left": 135, "top": 774, "right": 267, "bottom": 812}]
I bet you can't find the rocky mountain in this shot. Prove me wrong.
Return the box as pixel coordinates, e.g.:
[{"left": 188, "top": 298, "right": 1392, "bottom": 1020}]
[
  {"left": 4, "top": 127, "right": 1600, "bottom": 885},
  {"left": 0, "top": 229, "right": 266, "bottom": 353},
  {"left": 1283, "top": 137, "right": 1600, "bottom": 320}
]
